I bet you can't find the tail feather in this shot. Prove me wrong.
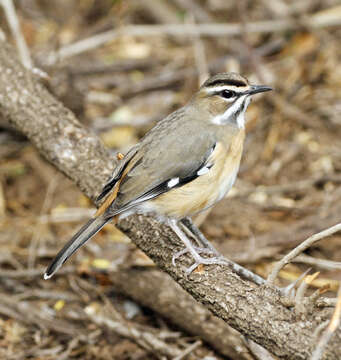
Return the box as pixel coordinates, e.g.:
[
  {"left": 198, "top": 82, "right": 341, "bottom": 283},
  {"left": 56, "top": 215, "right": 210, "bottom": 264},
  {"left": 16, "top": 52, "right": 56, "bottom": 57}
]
[{"left": 44, "top": 215, "right": 111, "bottom": 279}]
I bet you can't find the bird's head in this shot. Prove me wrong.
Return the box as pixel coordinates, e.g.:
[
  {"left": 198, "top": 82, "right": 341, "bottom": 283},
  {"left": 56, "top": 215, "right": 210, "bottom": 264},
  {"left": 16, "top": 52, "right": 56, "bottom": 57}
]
[{"left": 193, "top": 72, "right": 272, "bottom": 128}]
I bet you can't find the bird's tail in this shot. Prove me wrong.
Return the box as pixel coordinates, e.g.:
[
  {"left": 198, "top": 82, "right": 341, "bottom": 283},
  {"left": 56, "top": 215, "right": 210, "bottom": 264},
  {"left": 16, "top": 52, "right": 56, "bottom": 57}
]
[{"left": 44, "top": 214, "right": 112, "bottom": 279}]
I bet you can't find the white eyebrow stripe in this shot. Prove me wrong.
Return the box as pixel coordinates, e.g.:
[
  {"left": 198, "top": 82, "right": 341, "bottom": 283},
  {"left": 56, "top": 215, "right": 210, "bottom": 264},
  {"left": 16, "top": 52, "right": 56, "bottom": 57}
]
[{"left": 205, "top": 85, "right": 248, "bottom": 93}]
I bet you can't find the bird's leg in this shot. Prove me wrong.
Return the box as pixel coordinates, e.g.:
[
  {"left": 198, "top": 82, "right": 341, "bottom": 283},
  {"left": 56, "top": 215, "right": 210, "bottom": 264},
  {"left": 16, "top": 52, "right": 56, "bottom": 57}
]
[
  {"left": 180, "top": 217, "right": 220, "bottom": 256},
  {"left": 169, "top": 218, "right": 267, "bottom": 285},
  {"left": 171, "top": 247, "right": 214, "bottom": 267},
  {"left": 174, "top": 217, "right": 221, "bottom": 266},
  {"left": 168, "top": 219, "right": 227, "bottom": 275}
]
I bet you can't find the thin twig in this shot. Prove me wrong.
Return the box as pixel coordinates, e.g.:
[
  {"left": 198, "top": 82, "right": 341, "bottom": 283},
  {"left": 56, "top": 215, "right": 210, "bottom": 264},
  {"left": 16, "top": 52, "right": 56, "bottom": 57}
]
[
  {"left": 0, "top": 266, "right": 74, "bottom": 278},
  {"left": 0, "top": 179, "right": 5, "bottom": 216},
  {"left": 295, "top": 272, "right": 319, "bottom": 314},
  {"left": 280, "top": 268, "right": 311, "bottom": 299},
  {"left": 13, "top": 289, "right": 78, "bottom": 302},
  {"left": 267, "top": 223, "right": 341, "bottom": 285},
  {"left": 28, "top": 177, "right": 59, "bottom": 269},
  {"left": 39, "top": 207, "right": 95, "bottom": 224},
  {"left": 171, "top": 0, "right": 214, "bottom": 23},
  {"left": 173, "top": 340, "right": 202, "bottom": 360},
  {"left": 308, "top": 286, "right": 331, "bottom": 308},
  {"left": 316, "top": 298, "right": 338, "bottom": 308},
  {"left": 0, "top": 0, "right": 32, "bottom": 68},
  {"left": 186, "top": 14, "right": 209, "bottom": 86},
  {"left": 243, "top": 337, "right": 276, "bottom": 360},
  {"left": 55, "top": 337, "right": 80, "bottom": 360},
  {"left": 0, "top": 28, "right": 6, "bottom": 41},
  {"left": 311, "top": 286, "right": 341, "bottom": 360},
  {"left": 47, "top": 11, "right": 341, "bottom": 63},
  {"left": 292, "top": 254, "right": 341, "bottom": 271},
  {"left": 85, "top": 303, "right": 182, "bottom": 358},
  {"left": 0, "top": 294, "right": 85, "bottom": 337},
  {"left": 271, "top": 93, "right": 324, "bottom": 129}
]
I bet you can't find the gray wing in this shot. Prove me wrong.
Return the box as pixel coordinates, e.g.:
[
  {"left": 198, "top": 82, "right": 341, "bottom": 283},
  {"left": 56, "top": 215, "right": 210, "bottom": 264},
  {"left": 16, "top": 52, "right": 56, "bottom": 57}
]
[
  {"left": 112, "top": 117, "right": 217, "bottom": 211},
  {"left": 96, "top": 107, "right": 186, "bottom": 203}
]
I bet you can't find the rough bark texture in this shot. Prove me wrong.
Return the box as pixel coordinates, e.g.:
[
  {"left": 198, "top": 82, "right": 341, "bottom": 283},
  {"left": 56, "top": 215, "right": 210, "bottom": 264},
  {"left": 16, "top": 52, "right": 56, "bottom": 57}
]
[
  {"left": 109, "top": 269, "right": 250, "bottom": 359},
  {"left": 0, "top": 42, "right": 114, "bottom": 201},
  {"left": 0, "top": 39, "right": 340, "bottom": 359}
]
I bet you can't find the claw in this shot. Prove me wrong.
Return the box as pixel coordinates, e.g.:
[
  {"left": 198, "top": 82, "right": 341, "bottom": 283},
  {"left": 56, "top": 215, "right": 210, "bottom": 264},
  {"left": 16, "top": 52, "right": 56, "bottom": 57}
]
[
  {"left": 172, "top": 247, "right": 213, "bottom": 266},
  {"left": 172, "top": 248, "right": 188, "bottom": 266},
  {"left": 172, "top": 246, "right": 227, "bottom": 275}
]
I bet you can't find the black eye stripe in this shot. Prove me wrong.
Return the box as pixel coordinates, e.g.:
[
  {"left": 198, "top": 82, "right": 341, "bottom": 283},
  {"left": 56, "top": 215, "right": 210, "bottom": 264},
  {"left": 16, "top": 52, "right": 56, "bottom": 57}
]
[{"left": 210, "top": 89, "right": 250, "bottom": 98}]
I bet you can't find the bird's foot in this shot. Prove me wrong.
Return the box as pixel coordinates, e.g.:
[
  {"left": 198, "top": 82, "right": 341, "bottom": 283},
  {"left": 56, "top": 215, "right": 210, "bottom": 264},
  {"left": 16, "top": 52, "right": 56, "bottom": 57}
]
[
  {"left": 172, "top": 247, "right": 227, "bottom": 275},
  {"left": 172, "top": 246, "right": 212, "bottom": 266}
]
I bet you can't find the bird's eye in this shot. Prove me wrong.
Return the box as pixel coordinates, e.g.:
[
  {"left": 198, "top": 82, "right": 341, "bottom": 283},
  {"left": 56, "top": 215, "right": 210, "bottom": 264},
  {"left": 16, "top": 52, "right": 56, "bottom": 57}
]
[{"left": 220, "top": 90, "right": 236, "bottom": 99}]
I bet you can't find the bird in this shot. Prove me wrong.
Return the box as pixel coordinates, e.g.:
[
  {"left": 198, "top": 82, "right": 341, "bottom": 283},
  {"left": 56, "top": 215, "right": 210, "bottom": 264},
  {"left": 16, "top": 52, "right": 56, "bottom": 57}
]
[{"left": 44, "top": 72, "right": 272, "bottom": 279}]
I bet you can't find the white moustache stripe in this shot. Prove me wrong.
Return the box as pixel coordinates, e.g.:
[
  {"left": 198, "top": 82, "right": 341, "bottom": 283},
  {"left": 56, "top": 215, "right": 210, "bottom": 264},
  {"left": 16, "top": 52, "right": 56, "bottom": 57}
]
[{"left": 211, "top": 95, "right": 248, "bottom": 128}]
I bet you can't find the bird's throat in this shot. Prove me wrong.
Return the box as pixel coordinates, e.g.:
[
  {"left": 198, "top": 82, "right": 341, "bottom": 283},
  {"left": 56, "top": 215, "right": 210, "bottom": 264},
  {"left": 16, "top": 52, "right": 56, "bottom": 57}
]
[{"left": 211, "top": 95, "right": 250, "bottom": 129}]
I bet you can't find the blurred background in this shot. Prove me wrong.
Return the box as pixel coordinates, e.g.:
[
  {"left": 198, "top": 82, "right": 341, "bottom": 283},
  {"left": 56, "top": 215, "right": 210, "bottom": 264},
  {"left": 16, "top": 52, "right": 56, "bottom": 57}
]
[{"left": 0, "top": 0, "right": 340, "bottom": 359}]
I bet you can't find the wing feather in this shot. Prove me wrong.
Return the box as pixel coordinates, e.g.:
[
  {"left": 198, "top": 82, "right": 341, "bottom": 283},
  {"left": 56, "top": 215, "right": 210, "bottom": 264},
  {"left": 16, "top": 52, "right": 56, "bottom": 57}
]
[
  {"left": 107, "top": 140, "right": 217, "bottom": 215},
  {"left": 96, "top": 145, "right": 140, "bottom": 202}
]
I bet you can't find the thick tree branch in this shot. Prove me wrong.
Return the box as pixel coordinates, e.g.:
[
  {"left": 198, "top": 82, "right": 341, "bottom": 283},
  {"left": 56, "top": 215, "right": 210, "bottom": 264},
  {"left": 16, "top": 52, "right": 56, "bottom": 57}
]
[
  {"left": 0, "top": 38, "right": 340, "bottom": 359},
  {"left": 0, "top": 40, "right": 114, "bottom": 200},
  {"left": 109, "top": 268, "right": 250, "bottom": 358}
]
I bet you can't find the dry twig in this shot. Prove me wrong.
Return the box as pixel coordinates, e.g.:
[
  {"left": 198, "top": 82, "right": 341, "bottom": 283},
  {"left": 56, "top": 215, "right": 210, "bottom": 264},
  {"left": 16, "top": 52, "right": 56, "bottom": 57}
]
[
  {"left": 28, "top": 176, "right": 59, "bottom": 268},
  {"left": 311, "top": 286, "right": 341, "bottom": 360},
  {"left": 85, "top": 304, "right": 183, "bottom": 359},
  {"left": 47, "top": 9, "right": 341, "bottom": 63},
  {"left": 267, "top": 223, "right": 341, "bottom": 284},
  {"left": 173, "top": 340, "right": 202, "bottom": 360},
  {"left": 0, "top": 0, "right": 32, "bottom": 68},
  {"left": 186, "top": 14, "right": 209, "bottom": 85},
  {"left": 292, "top": 254, "right": 341, "bottom": 271},
  {"left": 243, "top": 338, "right": 277, "bottom": 360}
]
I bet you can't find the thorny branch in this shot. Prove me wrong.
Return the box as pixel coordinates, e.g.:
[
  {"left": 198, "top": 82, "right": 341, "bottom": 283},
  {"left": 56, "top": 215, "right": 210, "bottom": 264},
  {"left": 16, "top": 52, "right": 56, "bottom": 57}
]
[{"left": 0, "top": 37, "right": 341, "bottom": 359}]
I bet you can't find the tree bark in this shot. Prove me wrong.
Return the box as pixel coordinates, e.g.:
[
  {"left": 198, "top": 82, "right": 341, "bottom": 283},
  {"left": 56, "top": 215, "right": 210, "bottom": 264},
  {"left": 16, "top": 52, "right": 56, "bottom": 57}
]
[
  {"left": 109, "top": 268, "right": 251, "bottom": 359},
  {"left": 0, "top": 38, "right": 340, "bottom": 359}
]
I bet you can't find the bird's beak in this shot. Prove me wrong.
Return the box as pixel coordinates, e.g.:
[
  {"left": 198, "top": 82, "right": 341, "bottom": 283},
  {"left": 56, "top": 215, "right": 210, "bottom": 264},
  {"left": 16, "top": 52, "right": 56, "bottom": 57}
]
[{"left": 248, "top": 85, "right": 273, "bottom": 95}]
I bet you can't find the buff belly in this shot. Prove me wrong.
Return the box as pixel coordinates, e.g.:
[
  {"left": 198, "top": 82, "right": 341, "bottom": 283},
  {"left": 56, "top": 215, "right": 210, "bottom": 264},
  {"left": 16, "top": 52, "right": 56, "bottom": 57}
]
[{"left": 143, "top": 130, "right": 245, "bottom": 219}]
